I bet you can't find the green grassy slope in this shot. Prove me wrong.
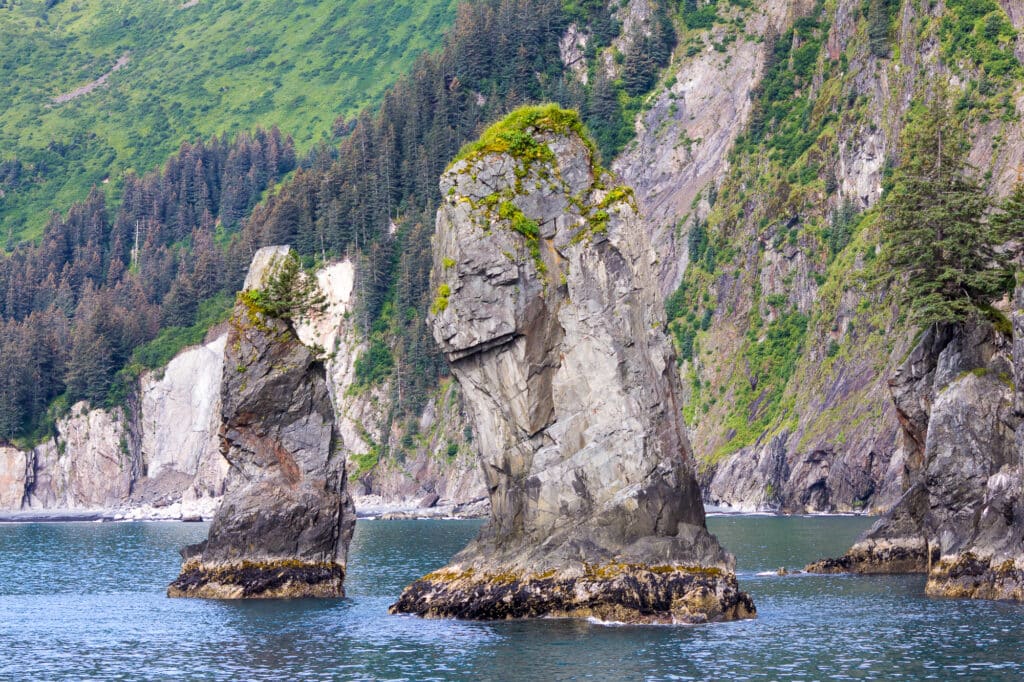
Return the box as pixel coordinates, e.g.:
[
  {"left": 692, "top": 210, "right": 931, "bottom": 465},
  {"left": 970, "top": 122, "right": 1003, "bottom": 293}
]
[{"left": 0, "top": 0, "right": 456, "bottom": 241}]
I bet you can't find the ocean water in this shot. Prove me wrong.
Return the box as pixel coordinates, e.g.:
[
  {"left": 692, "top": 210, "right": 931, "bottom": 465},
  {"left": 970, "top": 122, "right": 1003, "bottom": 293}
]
[{"left": 1, "top": 515, "right": 1023, "bottom": 681}]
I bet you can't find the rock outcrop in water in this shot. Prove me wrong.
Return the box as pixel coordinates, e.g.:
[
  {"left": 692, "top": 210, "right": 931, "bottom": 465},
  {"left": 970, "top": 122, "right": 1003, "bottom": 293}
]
[
  {"left": 168, "top": 246, "right": 355, "bottom": 599},
  {"left": 389, "top": 106, "right": 754, "bottom": 624},
  {"left": 809, "top": 283, "right": 1024, "bottom": 600}
]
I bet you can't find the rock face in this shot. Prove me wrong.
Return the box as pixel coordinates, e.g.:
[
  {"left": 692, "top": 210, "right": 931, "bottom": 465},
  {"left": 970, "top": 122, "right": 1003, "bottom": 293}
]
[
  {"left": 168, "top": 247, "right": 355, "bottom": 599},
  {"left": 0, "top": 333, "right": 230, "bottom": 519},
  {"left": 130, "top": 335, "right": 230, "bottom": 518},
  {"left": 924, "top": 280, "right": 1024, "bottom": 600},
  {"left": 808, "top": 308, "right": 1024, "bottom": 601},
  {"left": 614, "top": 0, "right": 798, "bottom": 297},
  {"left": 23, "top": 402, "right": 137, "bottom": 510},
  {"left": 0, "top": 447, "right": 29, "bottom": 509},
  {"left": 390, "top": 107, "right": 754, "bottom": 624},
  {"left": 612, "top": 0, "right": 1024, "bottom": 516}
]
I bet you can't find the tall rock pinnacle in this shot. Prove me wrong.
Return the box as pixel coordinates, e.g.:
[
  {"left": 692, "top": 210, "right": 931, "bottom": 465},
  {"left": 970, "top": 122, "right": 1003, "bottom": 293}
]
[
  {"left": 168, "top": 246, "right": 355, "bottom": 599},
  {"left": 390, "top": 106, "right": 755, "bottom": 623}
]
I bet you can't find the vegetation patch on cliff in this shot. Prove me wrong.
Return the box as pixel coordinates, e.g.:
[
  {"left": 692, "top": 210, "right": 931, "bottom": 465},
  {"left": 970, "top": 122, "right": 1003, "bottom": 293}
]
[
  {"left": 239, "top": 252, "right": 327, "bottom": 325},
  {"left": 0, "top": 0, "right": 459, "bottom": 242},
  {"left": 452, "top": 104, "right": 597, "bottom": 169},
  {"left": 664, "top": 0, "right": 1022, "bottom": 491}
]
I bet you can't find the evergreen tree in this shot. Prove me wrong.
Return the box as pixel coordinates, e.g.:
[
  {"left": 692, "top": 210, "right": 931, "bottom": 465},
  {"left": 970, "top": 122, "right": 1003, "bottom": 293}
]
[
  {"left": 248, "top": 251, "right": 326, "bottom": 323},
  {"left": 992, "top": 178, "right": 1024, "bottom": 250},
  {"left": 65, "top": 324, "right": 114, "bottom": 405},
  {"left": 161, "top": 277, "right": 198, "bottom": 327},
  {"left": 868, "top": 0, "right": 891, "bottom": 58},
  {"left": 623, "top": 40, "right": 657, "bottom": 96},
  {"left": 882, "top": 89, "right": 1012, "bottom": 325}
]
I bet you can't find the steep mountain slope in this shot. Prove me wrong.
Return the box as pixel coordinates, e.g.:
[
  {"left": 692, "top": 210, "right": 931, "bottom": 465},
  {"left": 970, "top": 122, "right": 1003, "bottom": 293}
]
[
  {"left": 0, "top": 251, "right": 483, "bottom": 519},
  {"left": 2, "top": 0, "right": 1021, "bottom": 522},
  {"left": 0, "top": 0, "right": 457, "bottom": 241},
  {"left": 627, "top": 0, "right": 1024, "bottom": 511}
]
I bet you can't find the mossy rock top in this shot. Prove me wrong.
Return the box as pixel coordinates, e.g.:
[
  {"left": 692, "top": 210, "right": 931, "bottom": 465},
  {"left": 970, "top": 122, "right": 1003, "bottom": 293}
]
[{"left": 449, "top": 104, "right": 601, "bottom": 170}]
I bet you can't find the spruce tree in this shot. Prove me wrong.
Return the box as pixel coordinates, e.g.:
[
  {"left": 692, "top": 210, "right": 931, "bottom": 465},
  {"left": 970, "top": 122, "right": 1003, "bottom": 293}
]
[
  {"left": 868, "top": 0, "right": 891, "bottom": 58},
  {"left": 250, "top": 251, "right": 326, "bottom": 323},
  {"left": 66, "top": 325, "right": 114, "bottom": 405},
  {"left": 992, "top": 178, "right": 1024, "bottom": 251},
  {"left": 882, "top": 89, "right": 1010, "bottom": 325}
]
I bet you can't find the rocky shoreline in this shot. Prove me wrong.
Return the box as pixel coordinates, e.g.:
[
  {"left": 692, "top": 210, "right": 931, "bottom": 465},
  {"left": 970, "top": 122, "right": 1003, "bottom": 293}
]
[
  {"left": 390, "top": 563, "right": 755, "bottom": 624},
  {"left": 0, "top": 506, "right": 871, "bottom": 524},
  {"left": 168, "top": 559, "right": 346, "bottom": 599},
  {"left": 2, "top": 506, "right": 878, "bottom": 525}
]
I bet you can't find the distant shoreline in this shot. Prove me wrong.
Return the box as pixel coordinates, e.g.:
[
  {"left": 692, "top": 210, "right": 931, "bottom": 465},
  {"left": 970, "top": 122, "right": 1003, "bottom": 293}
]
[
  {"left": 0, "top": 510, "right": 117, "bottom": 523},
  {"left": 0, "top": 507, "right": 873, "bottom": 523}
]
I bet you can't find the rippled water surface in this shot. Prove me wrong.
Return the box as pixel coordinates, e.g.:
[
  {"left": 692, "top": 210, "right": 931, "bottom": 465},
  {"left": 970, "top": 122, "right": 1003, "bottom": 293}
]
[{"left": 2, "top": 515, "right": 1023, "bottom": 680}]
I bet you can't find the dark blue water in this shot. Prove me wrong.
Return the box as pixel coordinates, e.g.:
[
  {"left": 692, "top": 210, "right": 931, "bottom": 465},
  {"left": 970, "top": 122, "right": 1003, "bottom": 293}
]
[{"left": 1, "top": 515, "right": 1023, "bottom": 681}]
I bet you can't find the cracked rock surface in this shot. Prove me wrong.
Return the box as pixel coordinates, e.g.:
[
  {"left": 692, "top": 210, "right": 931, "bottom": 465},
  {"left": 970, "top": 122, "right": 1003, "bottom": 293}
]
[
  {"left": 168, "top": 246, "right": 355, "bottom": 599},
  {"left": 390, "top": 110, "right": 754, "bottom": 623}
]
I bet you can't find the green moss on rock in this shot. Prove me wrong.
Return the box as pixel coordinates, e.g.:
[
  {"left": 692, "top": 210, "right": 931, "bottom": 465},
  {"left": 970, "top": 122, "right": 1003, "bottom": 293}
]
[{"left": 451, "top": 104, "right": 598, "bottom": 168}]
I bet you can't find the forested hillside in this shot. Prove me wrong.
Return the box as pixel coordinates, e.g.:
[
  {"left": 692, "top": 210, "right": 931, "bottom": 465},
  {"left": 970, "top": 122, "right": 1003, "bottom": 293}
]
[
  {"left": 0, "top": 0, "right": 676, "bottom": 450},
  {"left": 0, "top": 0, "right": 458, "bottom": 241},
  {"left": 654, "top": 0, "right": 1024, "bottom": 510},
  {"left": 0, "top": 127, "right": 295, "bottom": 440}
]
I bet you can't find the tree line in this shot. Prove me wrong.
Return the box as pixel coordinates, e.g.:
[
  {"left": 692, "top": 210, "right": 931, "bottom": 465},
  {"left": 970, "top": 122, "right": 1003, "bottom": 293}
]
[
  {"left": 0, "top": 128, "right": 294, "bottom": 441},
  {"left": 882, "top": 86, "right": 1022, "bottom": 327},
  {"left": 0, "top": 0, "right": 678, "bottom": 446}
]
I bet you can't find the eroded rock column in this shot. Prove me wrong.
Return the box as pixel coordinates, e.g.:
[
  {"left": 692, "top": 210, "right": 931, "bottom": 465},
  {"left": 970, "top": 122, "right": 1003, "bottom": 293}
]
[
  {"left": 924, "top": 277, "right": 1024, "bottom": 599},
  {"left": 389, "top": 107, "right": 754, "bottom": 623},
  {"left": 809, "top": 294, "right": 1024, "bottom": 600},
  {"left": 168, "top": 246, "right": 355, "bottom": 599}
]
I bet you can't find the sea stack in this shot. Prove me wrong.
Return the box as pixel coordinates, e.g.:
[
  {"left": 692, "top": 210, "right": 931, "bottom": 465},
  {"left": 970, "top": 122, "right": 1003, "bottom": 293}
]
[
  {"left": 808, "top": 277, "right": 1024, "bottom": 600},
  {"left": 168, "top": 246, "right": 355, "bottom": 599},
  {"left": 924, "top": 275, "right": 1024, "bottom": 599},
  {"left": 390, "top": 106, "right": 755, "bottom": 623}
]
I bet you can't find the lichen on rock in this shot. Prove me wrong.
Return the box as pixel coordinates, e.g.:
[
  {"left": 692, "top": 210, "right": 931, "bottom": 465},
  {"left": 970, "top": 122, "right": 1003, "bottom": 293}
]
[
  {"left": 168, "top": 246, "right": 355, "bottom": 599},
  {"left": 390, "top": 106, "right": 754, "bottom": 624}
]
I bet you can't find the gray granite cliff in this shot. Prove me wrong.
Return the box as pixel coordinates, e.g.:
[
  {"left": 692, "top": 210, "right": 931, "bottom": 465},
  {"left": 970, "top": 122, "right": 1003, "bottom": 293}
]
[
  {"left": 168, "top": 247, "right": 355, "bottom": 599},
  {"left": 390, "top": 108, "right": 754, "bottom": 623}
]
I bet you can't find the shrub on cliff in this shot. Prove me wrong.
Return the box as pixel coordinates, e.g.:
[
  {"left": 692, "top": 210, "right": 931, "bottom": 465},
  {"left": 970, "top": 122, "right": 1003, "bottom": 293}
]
[{"left": 242, "top": 252, "right": 326, "bottom": 324}]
